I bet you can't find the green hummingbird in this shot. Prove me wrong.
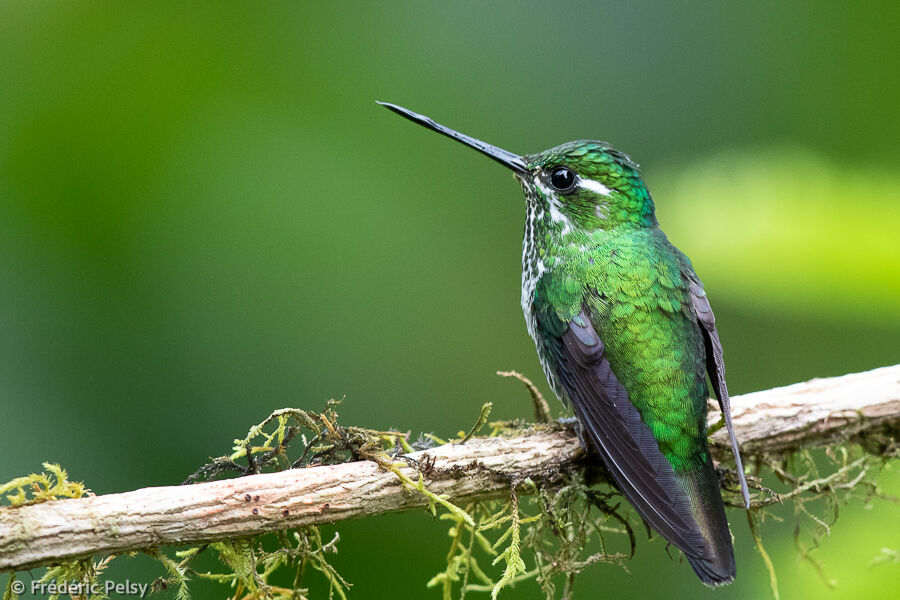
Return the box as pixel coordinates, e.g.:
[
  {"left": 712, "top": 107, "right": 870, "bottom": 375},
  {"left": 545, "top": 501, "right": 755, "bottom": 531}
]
[{"left": 379, "top": 102, "right": 750, "bottom": 585}]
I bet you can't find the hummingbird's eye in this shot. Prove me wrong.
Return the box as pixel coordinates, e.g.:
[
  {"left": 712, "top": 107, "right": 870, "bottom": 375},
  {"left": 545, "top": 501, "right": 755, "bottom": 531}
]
[{"left": 549, "top": 167, "right": 576, "bottom": 191}]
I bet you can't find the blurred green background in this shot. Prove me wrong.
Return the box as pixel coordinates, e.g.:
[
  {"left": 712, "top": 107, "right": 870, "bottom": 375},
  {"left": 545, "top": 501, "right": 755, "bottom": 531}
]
[{"left": 2, "top": 2, "right": 898, "bottom": 599}]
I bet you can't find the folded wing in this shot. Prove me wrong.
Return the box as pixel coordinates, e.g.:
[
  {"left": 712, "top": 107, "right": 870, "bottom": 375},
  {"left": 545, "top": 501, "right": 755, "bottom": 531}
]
[
  {"left": 688, "top": 279, "right": 751, "bottom": 508},
  {"left": 547, "top": 308, "right": 707, "bottom": 556}
]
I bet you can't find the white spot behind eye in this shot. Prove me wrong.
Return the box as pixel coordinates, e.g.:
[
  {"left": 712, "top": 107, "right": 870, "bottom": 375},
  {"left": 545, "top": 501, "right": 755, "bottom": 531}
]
[{"left": 578, "top": 178, "right": 612, "bottom": 196}]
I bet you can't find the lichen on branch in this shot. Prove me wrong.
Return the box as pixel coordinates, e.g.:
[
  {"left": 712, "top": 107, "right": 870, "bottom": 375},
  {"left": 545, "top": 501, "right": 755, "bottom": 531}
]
[{"left": 1, "top": 365, "right": 898, "bottom": 600}]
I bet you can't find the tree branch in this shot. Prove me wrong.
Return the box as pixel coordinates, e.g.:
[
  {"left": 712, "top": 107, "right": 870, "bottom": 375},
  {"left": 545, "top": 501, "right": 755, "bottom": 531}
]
[{"left": 1, "top": 364, "right": 898, "bottom": 573}]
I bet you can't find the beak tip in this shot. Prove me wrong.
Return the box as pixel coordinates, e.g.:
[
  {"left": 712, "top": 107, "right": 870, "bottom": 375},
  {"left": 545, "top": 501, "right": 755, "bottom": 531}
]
[
  {"left": 379, "top": 101, "right": 527, "bottom": 175},
  {"left": 377, "top": 100, "right": 405, "bottom": 114}
]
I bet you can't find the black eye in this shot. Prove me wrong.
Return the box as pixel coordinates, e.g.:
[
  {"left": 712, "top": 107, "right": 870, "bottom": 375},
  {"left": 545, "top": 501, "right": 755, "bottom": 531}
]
[{"left": 549, "top": 167, "right": 576, "bottom": 191}]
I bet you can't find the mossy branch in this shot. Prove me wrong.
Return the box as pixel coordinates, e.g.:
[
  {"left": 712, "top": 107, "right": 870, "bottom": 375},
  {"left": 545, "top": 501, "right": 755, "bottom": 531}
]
[{"left": 1, "top": 364, "right": 898, "bottom": 583}]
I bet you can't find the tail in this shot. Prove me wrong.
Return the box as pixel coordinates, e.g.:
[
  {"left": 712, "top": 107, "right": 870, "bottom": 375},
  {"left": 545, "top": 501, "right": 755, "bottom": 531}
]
[{"left": 676, "top": 459, "right": 736, "bottom": 586}]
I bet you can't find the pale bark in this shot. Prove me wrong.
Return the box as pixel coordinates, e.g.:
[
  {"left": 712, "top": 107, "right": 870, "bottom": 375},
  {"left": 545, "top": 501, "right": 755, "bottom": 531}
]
[{"left": 1, "top": 364, "right": 898, "bottom": 573}]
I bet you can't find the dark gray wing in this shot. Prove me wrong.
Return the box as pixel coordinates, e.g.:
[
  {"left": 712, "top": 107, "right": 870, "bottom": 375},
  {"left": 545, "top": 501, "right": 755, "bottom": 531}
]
[
  {"left": 688, "top": 279, "right": 751, "bottom": 508},
  {"left": 548, "top": 307, "right": 707, "bottom": 556}
]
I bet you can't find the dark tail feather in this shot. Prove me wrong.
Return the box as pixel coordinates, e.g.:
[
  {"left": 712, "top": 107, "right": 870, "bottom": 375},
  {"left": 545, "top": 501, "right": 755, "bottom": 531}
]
[{"left": 676, "top": 460, "right": 736, "bottom": 586}]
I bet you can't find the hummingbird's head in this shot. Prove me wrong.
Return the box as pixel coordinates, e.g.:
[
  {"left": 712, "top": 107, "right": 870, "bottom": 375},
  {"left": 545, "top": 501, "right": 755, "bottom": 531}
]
[
  {"left": 520, "top": 141, "right": 656, "bottom": 231},
  {"left": 379, "top": 102, "right": 656, "bottom": 232}
]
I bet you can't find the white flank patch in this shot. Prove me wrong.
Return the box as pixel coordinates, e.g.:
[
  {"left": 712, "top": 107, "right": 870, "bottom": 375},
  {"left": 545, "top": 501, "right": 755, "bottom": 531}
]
[{"left": 578, "top": 177, "right": 612, "bottom": 196}]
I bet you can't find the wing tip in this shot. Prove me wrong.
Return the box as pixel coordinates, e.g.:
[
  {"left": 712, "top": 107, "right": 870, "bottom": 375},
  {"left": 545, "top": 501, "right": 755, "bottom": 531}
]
[
  {"left": 729, "top": 438, "right": 751, "bottom": 509},
  {"left": 686, "top": 554, "right": 736, "bottom": 587}
]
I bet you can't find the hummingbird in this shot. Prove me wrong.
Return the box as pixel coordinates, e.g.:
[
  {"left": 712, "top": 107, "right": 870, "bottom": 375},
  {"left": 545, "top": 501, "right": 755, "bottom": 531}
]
[{"left": 379, "top": 102, "right": 750, "bottom": 585}]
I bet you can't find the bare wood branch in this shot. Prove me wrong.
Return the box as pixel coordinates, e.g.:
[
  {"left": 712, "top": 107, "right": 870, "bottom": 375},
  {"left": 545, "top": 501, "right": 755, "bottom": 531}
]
[
  {"left": 1, "top": 364, "right": 898, "bottom": 573},
  {"left": 715, "top": 363, "right": 899, "bottom": 453}
]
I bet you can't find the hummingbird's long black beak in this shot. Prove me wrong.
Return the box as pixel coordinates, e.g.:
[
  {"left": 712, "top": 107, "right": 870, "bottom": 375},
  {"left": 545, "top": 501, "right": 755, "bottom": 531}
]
[{"left": 378, "top": 101, "right": 528, "bottom": 175}]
